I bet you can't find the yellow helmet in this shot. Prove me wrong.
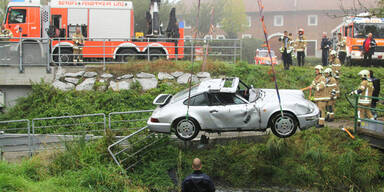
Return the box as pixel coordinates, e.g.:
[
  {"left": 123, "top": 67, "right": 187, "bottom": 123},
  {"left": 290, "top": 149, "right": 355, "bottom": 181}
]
[
  {"left": 314, "top": 65, "right": 323, "bottom": 73},
  {"left": 324, "top": 68, "right": 332, "bottom": 74},
  {"left": 358, "top": 70, "right": 370, "bottom": 79}
]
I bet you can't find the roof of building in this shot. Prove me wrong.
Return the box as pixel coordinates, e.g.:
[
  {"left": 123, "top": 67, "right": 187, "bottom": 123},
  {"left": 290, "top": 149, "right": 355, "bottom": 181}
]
[{"left": 178, "top": 0, "right": 378, "bottom": 13}]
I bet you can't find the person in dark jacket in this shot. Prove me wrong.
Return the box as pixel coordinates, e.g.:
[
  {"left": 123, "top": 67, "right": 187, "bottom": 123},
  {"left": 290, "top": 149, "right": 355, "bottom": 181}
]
[
  {"left": 363, "top": 33, "right": 376, "bottom": 67},
  {"left": 321, "top": 32, "right": 331, "bottom": 66},
  {"left": 370, "top": 70, "right": 380, "bottom": 119},
  {"left": 182, "top": 158, "right": 215, "bottom": 192}
]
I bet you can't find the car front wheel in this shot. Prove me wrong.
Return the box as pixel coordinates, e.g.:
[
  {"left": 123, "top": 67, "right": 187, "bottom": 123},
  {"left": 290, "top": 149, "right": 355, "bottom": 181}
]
[
  {"left": 270, "top": 112, "right": 298, "bottom": 138},
  {"left": 174, "top": 118, "right": 200, "bottom": 141}
]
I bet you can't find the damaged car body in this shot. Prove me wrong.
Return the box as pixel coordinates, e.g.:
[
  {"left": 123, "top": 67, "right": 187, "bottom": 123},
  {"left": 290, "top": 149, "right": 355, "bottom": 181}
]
[{"left": 147, "top": 77, "right": 320, "bottom": 140}]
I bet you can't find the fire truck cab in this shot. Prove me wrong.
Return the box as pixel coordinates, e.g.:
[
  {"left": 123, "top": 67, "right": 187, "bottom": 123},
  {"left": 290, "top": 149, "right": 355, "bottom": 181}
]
[
  {"left": 332, "top": 13, "right": 384, "bottom": 65},
  {"left": 3, "top": 0, "right": 184, "bottom": 63}
]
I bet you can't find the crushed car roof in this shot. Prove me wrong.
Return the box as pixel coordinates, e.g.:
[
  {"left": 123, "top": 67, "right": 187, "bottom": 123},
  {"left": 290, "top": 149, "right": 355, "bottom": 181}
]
[{"left": 198, "top": 77, "right": 239, "bottom": 93}]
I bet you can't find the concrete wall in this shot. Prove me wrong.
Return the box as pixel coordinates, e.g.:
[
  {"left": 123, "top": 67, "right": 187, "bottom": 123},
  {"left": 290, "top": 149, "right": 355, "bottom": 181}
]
[
  {"left": 0, "top": 85, "right": 32, "bottom": 109},
  {"left": 0, "top": 66, "right": 54, "bottom": 86}
]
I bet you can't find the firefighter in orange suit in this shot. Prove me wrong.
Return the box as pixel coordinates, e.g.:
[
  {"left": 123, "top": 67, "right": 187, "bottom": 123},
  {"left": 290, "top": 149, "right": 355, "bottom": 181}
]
[
  {"left": 349, "top": 70, "right": 374, "bottom": 120},
  {"left": 324, "top": 68, "right": 338, "bottom": 121},
  {"left": 329, "top": 50, "right": 341, "bottom": 83},
  {"left": 0, "top": 24, "right": 13, "bottom": 41},
  {"left": 302, "top": 65, "right": 329, "bottom": 127},
  {"left": 0, "top": 24, "right": 13, "bottom": 61},
  {"left": 72, "top": 27, "right": 84, "bottom": 63}
]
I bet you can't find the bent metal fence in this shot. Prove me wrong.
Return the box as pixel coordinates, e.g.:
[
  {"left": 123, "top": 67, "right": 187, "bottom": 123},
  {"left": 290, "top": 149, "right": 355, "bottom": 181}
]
[
  {"left": 108, "top": 110, "right": 169, "bottom": 170},
  {"left": 108, "top": 126, "right": 168, "bottom": 170}
]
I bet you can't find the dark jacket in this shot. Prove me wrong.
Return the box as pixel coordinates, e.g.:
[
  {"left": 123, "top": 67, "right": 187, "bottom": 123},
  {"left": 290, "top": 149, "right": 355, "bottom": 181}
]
[
  {"left": 371, "top": 76, "right": 380, "bottom": 97},
  {"left": 182, "top": 170, "right": 215, "bottom": 192},
  {"left": 363, "top": 37, "right": 376, "bottom": 55},
  {"left": 321, "top": 37, "right": 331, "bottom": 50}
]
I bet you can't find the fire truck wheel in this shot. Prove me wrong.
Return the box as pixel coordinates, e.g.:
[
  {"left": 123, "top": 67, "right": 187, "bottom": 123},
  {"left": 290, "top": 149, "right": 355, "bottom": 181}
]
[
  {"left": 118, "top": 49, "right": 137, "bottom": 63},
  {"left": 53, "top": 48, "right": 73, "bottom": 66},
  {"left": 150, "top": 49, "right": 166, "bottom": 61}
]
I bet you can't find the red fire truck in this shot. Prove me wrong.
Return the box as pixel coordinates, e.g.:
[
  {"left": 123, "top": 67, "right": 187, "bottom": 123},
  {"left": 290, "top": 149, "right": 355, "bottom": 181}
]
[{"left": 3, "top": 0, "right": 184, "bottom": 63}]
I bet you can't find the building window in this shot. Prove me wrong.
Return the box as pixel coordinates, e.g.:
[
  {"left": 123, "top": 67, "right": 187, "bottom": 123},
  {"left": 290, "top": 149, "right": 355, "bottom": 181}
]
[
  {"left": 274, "top": 15, "right": 284, "bottom": 27},
  {"left": 184, "top": 20, "right": 191, "bottom": 29},
  {"left": 305, "top": 40, "right": 317, "bottom": 56},
  {"left": 308, "top": 15, "right": 318, "bottom": 26},
  {"left": 216, "top": 35, "right": 226, "bottom": 40},
  {"left": 242, "top": 34, "right": 252, "bottom": 39}
]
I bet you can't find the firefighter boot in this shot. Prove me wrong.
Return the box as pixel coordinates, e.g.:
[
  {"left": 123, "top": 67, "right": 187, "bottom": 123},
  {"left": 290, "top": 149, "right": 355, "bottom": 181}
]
[{"left": 328, "top": 105, "right": 334, "bottom": 122}]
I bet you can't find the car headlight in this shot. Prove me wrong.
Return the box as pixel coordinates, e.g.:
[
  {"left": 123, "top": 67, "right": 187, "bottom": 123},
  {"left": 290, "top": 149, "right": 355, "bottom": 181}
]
[{"left": 295, "top": 102, "right": 315, "bottom": 115}]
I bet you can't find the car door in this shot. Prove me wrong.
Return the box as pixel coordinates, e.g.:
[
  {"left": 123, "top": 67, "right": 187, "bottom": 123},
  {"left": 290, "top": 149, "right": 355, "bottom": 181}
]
[
  {"left": 183, "top": 93, "right": 215, "bottom": 129},
  {"left": 207, "top": 93, "right": 248, "bottom": 130}
]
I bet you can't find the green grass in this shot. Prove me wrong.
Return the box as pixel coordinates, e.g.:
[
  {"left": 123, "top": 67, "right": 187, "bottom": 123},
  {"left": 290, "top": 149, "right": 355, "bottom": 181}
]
[
  {"left": 1, "top": 60, "right": 383, "bottom": 122},
  {"left": 1, "top": 128, "right": 383, "bottom": 191},
  {"left": 1, "top": 60, "right": 384, "bottom": 191}
]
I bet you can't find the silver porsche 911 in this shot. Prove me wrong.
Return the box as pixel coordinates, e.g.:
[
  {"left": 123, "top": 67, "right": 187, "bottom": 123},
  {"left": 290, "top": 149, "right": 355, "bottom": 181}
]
[{"left": 147, "top": 77, "right": 319, "bottom": 140}]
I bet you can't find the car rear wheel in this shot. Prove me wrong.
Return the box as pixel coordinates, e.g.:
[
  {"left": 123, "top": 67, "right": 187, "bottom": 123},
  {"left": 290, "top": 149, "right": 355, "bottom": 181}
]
[
  {"left": 270, "top": 112, "right": 298, "bottom": 138},
  {"left": 174, "top": 118, "right": 199, "bottom": 141}
]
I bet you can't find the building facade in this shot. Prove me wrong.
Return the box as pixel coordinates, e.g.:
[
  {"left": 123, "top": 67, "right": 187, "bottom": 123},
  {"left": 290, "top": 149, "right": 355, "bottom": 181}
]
[{"left": 178, "top": 0, "right": 378, "bottom": 57}]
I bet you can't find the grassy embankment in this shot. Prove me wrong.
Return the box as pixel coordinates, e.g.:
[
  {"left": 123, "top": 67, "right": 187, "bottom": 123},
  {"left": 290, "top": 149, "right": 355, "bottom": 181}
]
[
  {"left": 0, "top": 60, "right": 384, "bottom": 191},
  {"left": 1, "top": 128, "right": 383, "bottom": 191}
]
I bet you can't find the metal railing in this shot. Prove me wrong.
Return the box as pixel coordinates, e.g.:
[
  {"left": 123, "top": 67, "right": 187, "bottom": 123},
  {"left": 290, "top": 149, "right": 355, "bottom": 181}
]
[
  {"left": 31, "top": 113, "right": 106, "bottom": 152},
  {"left": 108, "top": 126, "right": 167, "bottom": 170},
  {"left": 108, "top": 110, "right": 154, "bottom": 135},
  {"left": 351, "top": 95, "right": 384, "bottom": 137},
  {"left": 0, "top": 37, "right": 51, "bottom": 73},
  {"left": 0, "top": 110, "right": 156, "bottom": 158},
  {"left": 0, "top": 119, "right": 31, "bottom": 158},
  {"left": 0, "top": 37, "right": 242, "bottom": 72}
]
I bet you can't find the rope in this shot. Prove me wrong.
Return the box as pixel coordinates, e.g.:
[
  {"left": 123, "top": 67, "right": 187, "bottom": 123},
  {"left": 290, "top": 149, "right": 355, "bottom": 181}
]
[
  {"left": 186, "top": 0, "right": 201, "bottom": 120},
  {"left": 256, "top": 0, "right": 284, "bottom": 117}
]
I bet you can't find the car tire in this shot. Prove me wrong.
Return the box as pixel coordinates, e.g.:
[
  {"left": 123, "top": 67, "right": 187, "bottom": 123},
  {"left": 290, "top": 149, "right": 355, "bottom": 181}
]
[
  {"left": 174, "top": 118, "right": 200, "bottom": 141},
  {"left": 270, "top": 112, "right": 298, "bottom": 138}
]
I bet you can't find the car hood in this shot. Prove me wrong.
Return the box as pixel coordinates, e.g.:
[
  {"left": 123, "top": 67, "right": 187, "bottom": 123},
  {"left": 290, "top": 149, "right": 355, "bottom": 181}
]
[{"left": 259, "top": 89, "right": 305, "bottom": 100}]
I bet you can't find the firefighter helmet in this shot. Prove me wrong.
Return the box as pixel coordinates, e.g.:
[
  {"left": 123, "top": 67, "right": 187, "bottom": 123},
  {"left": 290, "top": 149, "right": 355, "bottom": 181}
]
[
  {"left": 314, "top": 65, "right": 323, "bottom": 73},
  {"left": 298, "top": 28, "right": 304, "bottom": 34},
  {"left": 330, "top": 50, "right": 337, "bottom": 56},
  {"left": 324, "top": 68, "right": 332, "bottom": 75},
  {"left": 358, "top": 70, "right": 370, "bottom": 79}
]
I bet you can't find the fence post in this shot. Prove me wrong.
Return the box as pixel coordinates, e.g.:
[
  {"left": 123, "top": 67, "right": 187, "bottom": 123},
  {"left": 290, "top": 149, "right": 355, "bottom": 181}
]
[
  {"left": 233, "top": 39, "right": 237, "bottom": 64},
  {"left": 27, "top": 120, "right": 32, "bottom": 157},
  {"left": 191, "top": 39, "right": 194, "bottom": 63},
  {"left": 19, "top": 31, "right": 24, "bottom": 73},
  {"left": 31, "top": 119, "right": 35, "bottom": 154},
  {"left": 46, "top": 38, "right": 51, "bottom": 73},
  {"left": 354, "top": 94, "right": 359, "bottom": 133},
  {"left": 239, "top": 39, "right": 243, "bottom": 62},
  {"left": 147, "top": 38, "right": 150, "bottom": 62},
  {"left": 103, "top": 39, "right": 106, "bottom": 71},
  {"left": 58, "top": 38, "right": 61, "bottom": 67}
]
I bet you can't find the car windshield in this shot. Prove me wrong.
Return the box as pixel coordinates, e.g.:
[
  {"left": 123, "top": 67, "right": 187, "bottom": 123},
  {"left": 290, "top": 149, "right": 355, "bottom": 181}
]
[
  {"left": 258, "top": 51, "right": 275, "bottom": 57},
  {"left": 172, "top": 85, "right": 199, "bottom": 102},
  {"left": 354, "top": 23, "right": 384, "bottom": 38}
]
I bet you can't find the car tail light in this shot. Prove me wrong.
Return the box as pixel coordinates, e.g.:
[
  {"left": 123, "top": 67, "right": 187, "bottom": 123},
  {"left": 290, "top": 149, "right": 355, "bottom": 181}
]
[{"left": 150, "top": 118, "right": 159, "bottom": 123}]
